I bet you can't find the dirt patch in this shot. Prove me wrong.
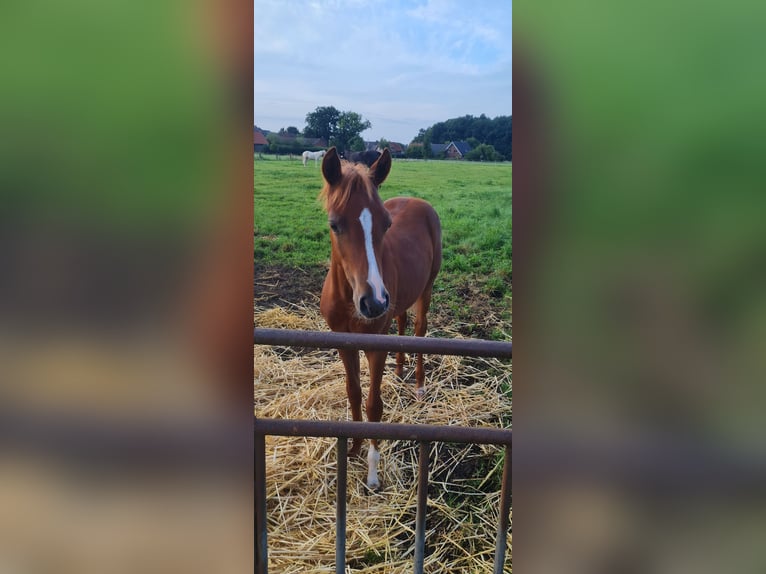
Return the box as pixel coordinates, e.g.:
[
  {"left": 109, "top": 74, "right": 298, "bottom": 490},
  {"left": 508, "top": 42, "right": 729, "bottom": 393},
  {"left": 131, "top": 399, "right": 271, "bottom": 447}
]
[
  {"left": 254, "top": 263, "right": 326, "bottom": 308},
  {"left": 430, "top": 279, "right": 511, "bottom": 340},
  {"left": 254, "top": 264, "right": 511, "bottom": 339}
]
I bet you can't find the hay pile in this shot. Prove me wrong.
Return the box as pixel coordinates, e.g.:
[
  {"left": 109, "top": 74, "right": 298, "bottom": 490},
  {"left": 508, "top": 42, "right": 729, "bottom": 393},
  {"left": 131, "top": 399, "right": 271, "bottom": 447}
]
[{"left": 255, "top": 303, "right": 512, "bottom": 573}]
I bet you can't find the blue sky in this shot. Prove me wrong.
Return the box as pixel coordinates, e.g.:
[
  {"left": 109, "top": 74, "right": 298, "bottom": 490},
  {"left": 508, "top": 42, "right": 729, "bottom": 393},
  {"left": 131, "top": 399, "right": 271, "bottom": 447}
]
[{"left": 254, "top": 0, "right": 512, "bottom": 144}]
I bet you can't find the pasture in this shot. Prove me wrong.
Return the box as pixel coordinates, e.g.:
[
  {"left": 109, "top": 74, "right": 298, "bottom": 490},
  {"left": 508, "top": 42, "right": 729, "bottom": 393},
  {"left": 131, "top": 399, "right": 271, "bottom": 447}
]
[
  {"left": 254, "top": 155, "right": 512, "bottom": 572},
  {"left": 254, "top": 155, "right": 512, "bottom": 340}
]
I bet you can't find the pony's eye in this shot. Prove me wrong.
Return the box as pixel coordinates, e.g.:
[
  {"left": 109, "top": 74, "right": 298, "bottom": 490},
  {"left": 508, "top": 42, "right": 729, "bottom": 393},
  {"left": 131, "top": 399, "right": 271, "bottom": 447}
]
[{"left": 329, "top": 221, "right": 340, "bottom": 234}]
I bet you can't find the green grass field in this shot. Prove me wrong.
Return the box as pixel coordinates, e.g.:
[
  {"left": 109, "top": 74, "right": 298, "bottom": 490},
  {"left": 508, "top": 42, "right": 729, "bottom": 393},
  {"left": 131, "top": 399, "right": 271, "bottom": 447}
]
[{"left": 254, "top": 155, "right": 512, "bottom": 338}]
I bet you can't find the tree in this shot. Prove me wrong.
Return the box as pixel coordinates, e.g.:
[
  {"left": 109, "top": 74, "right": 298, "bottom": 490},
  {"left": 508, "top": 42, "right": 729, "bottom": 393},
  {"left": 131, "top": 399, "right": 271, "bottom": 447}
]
[
  {"left": 465, "top": 143, "right": 503, "bottom": 162},
  {"left": 483, "top": 115, "right": 511, "bottom": 159},
  {"left": 304, "top": 106, "right": 341, "bottom": 144},
  {"left": 266, "top": 133, "right": 279, "bottom": 153},
  {"left": 304, "top": 106, "right": 371, "bottom": 151},
  {"left": 348, "top": 136, "right": 365, "bottom": 152},
  {"left": 421, "top": 128, "right": 434, "bottom": 158},
  {"left": 286, "top": 126, "right": 299, "bottom": 136},
  {"left": 406, "top": 144, "right": 424, "bottom": 159},
  {"left": 409, "top": 115, "right": 511, "bottom": 161},
  {"left": 377, "top": 138, "right": 390, "bottom": 150},
  {"left": 411, "top": 128, "right": 428, "bottom": 143},
  {"left": 331, "top": 111, "right": 371, "bottom": 152}
]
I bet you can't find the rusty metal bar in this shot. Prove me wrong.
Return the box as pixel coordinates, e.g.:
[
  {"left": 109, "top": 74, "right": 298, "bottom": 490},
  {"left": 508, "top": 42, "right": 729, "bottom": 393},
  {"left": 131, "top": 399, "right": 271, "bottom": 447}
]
[
  {"left": 414, "top": 441, "right": 430, "bottom": 574},
  {"left": 253, "top": 418, "right": 512, "bottom": 446},
  {"left": 336, "top": 437, "right": 348, "bottom": 574},
  {"left": 254, "top": 328, "right": 512, "bottom": 359},
  {"left": 493, "top": 444, "right": 512, "bottom": 574},
  {"left": 255, "top": 432, "right": 268, "bottom": 574}
]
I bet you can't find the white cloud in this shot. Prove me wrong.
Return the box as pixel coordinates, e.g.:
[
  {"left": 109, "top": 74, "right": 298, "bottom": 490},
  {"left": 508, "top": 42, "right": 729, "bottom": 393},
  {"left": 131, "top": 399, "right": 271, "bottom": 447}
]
[{"left": 254, "top": 0, "right": 511, "bottom": 143}]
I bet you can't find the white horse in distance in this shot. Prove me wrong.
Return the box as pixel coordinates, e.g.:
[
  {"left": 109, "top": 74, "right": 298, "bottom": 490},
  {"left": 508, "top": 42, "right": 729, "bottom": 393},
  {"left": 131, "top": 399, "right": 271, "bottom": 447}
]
[{"left": 302, "top": 149, "right": 326, "bottom": 167}]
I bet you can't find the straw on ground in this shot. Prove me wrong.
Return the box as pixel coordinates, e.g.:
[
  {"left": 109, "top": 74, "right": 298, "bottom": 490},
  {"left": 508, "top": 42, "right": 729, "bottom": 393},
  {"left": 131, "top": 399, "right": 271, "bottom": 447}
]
[{"left": 255, "top": 303, "right": 512, "bottom": 573}]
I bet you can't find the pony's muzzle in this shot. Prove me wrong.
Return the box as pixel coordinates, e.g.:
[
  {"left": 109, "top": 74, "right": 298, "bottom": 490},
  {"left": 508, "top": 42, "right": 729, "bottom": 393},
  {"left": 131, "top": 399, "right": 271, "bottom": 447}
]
[{"left": 359, "top": 290, "right": 389, "bottom": 319}]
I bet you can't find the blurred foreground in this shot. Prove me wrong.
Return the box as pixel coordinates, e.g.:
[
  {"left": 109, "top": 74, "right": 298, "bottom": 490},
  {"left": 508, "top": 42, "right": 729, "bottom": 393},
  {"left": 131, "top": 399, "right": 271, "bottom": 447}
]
[
  {"left": 514, "top": 1, "right": 766, "bottom": 573},
  {"left": 0, "top": 1, "right": 253, "bottom": 572}
]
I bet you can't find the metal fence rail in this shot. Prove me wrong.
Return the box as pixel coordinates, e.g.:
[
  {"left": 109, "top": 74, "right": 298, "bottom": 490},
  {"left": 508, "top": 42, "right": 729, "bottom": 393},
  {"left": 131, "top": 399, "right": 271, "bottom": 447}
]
[
  {"left": 254, "top": 418, "right": 512, "bottom": 445},
  {"left": 254, "top": 328, "right": 512, "bottom": 358},
  {"left": 254, "top": 329, "right": 513, "bottom": 574}
]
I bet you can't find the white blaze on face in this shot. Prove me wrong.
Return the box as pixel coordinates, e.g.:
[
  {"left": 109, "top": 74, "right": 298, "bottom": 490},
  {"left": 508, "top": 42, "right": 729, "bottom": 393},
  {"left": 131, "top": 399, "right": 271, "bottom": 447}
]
[
  {"left": 359, "top": 208, "right": 387, "bottom": 304},
  {"left": 367, "top": 444, "right": 380, "bottom": 489}
]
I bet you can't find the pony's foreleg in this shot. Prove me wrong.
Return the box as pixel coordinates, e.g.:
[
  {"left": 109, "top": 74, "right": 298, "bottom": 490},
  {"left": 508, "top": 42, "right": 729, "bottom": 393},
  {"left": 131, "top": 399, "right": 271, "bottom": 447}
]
[
  {"left": 395, "top": 313, "right": 408, "bottom": 379},
  {"left": 364, "top": 349, "right": 387, "bottom": 489},
  {"left": 339, "top": 349, "right": 363, "bottom": 456},
  {"left": 413, "top": 284, "right": 434, "bottom": 398}
]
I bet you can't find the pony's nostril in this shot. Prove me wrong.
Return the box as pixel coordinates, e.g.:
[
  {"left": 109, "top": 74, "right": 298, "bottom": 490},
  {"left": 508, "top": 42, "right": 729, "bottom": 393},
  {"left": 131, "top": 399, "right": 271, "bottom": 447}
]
[{"left": 359, "top": 293, "right": 388, "bottom": 318}]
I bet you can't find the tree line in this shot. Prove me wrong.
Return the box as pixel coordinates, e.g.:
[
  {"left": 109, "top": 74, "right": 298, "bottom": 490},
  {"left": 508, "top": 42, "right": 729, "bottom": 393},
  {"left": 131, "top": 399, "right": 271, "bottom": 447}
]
[
  {"left": 259, "top": 106, "right": 372, "bottom": 156},
  {"left": 259, "top": 108, "right": 511, "bottom": 162},
  {"left": 408, "top": 114, "right": 511, "bottom": 161}
]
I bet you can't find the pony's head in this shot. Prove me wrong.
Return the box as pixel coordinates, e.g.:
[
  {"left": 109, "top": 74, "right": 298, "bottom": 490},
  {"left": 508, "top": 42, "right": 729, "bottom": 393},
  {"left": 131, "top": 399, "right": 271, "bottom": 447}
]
[{"left": 320, "top": 147, "right": 393, "bottom": 320}]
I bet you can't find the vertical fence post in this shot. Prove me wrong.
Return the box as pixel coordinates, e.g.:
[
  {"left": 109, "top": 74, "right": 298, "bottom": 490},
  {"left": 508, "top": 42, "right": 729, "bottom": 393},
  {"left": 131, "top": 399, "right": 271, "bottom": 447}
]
[
  {"left": 252, "top": 417, "right": 511, "bottom": 574},
  {"left": 493, "top": 444, "right": 512, "bottom": 574},
  {"left": 255, "top": 431, "right": 268, "bottom": 574},
  {"left": 336, "top": 437, "right": 348, "bottom": 574},
  {"left": 413, "top": 441, "right": 430, "bottom": 574}
]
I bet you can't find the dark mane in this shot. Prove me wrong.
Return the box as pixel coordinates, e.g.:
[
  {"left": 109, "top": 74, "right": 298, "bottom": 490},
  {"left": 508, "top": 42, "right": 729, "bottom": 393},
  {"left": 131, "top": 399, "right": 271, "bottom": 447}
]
[{"left": 347, "top": 150, "right": 382, "bottom": 167}]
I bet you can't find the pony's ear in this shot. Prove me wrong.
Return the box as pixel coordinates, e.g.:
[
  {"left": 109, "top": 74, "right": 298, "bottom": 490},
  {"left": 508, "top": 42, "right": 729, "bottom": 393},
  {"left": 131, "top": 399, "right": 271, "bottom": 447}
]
[
  {"left": 322, "top": 147, "right": 342, "bottom": 186},
  {"left": 370, "top": 148, "right": 391, "bottom": 186}
]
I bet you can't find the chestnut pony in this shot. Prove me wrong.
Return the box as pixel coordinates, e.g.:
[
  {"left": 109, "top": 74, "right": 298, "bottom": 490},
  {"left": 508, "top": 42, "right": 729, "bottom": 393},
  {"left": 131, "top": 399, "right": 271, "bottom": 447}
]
[{"left": 319, "top": 147, "right": 442, "bottom": 488}]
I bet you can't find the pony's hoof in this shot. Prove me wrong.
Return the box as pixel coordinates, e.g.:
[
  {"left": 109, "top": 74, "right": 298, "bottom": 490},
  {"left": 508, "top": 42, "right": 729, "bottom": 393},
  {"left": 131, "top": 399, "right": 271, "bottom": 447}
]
[
  {"left": 415, "top": 386, "right": 426, "bottom": 400},
  {"left": 365, "top": 478, "right": 382, "bottom": 492}
]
